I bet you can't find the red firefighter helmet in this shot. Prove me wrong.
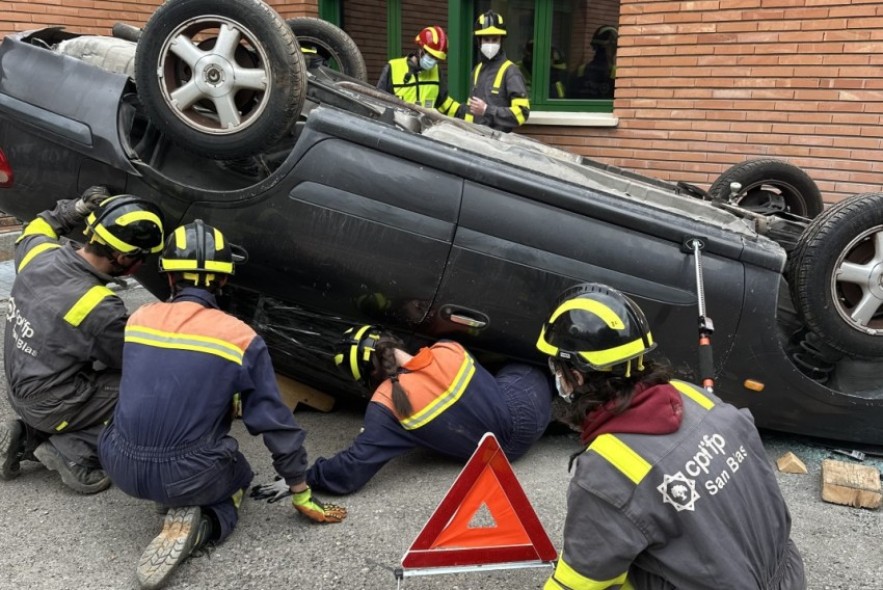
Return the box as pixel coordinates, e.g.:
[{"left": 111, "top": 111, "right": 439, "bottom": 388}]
[{"left": 415, "top": 26, "right": 448, "bottom": 61}]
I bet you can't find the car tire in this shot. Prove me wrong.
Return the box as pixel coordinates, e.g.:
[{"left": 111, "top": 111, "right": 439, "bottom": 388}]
[
  {"left": 708, "top": 159, "right": 823, "bottom": 218},
  {"left": 135, "top": 0, "right": 306, "bottom": 160},
  {"left": 286, "top": 17, "right": 368, "bottom": 82},
  {"left": 788, "top": 192, "right": 883, "bottom": 358}
]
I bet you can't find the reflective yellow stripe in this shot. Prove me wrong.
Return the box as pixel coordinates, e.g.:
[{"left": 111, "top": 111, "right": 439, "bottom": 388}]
[
  {"left": 160, "top": 258, "right": 234, "bottom": 273},
  {"left": 232, "top": 488, "right": 244, "bottom": 509},
  {"left": 671, "top": 380, "right": 715, "bottom": 410},
  {"left": 510, "top": 97, "right": 530, "bottom": 125},
  {"left": 54, "top": 420, "right": 69, "bottom": 432},
  {"left": 589, "top": 434, "right": 651, "bottom": 484},
  {"left": 546, "top": 555, "right": 628, "bottom": 590},
  {"left": 125, "top": 325, "right": 245, "bottom": 365},
  {"left": 400, "top": 354, "right": 476, "bottom": 430},
  {"left": 63, "top": 286, "right": 116, "bottom": 327},
  {"left": 465, "top": 113, "right": 474, "bottom": 123},
  {"left": 18, "top": 218, "right": 58, "bottom": 243},
  {"left": 348, "top": 325, "right": 373, "bottom": 383},
  {"left": 492, "top": 61, "right": 514, "bottom": 95},
  {"left": 17, "top": 242, "right": 61, "bottom": 272},
  {"left": 472, "top": 63, "right": 483, "bottom": 86},
  {"left": 174, "top": 225, "right": 187, "bottom": 249}
]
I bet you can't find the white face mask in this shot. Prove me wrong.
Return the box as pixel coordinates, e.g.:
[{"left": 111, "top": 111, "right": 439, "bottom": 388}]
[
  {"left": 555, "top": 373, "right": 574, "bottom": 403},
  {"left": 419, "top": 54, "right": 438, "bottom": 71},
  {"left": 480, "top": 42, "right": 501, "bottom": 60}
]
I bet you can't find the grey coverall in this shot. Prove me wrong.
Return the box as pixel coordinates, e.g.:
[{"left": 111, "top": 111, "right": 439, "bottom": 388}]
[
  {"left": 4, "top": 201, "right": 125, "bottom": 467},
  {"left": 455, "top": 51, "right": 530, "bottom": 132},
  {"left": 546, "top": 381, "right": 805, "bottom": 590}
]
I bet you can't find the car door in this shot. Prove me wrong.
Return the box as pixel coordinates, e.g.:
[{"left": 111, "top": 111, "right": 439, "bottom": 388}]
[
  {"left": 430, "top": 176, "right": 748, "bottom": 378},
  {"left": 184, "top": 130, "right": 462, "bottom": 327}
]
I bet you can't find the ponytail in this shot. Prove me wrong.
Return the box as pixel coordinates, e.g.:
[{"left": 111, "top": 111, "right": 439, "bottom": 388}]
[{"left": 373, "top": 334, "right": 414, "bottom": 418}]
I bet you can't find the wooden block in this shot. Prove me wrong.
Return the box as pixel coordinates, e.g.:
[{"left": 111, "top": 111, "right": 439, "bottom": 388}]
[
  {"left": 776, "top": 452, "right": 807, "bottom": 474},
  {"left": 275, "top": 373, "right": 335, "bottom": 413},
  {"left": 820, "top": 459, "right": 882, "bottom": 509}
]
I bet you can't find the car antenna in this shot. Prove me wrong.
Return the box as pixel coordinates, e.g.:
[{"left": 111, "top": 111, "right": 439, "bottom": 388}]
[{"left": 683, "top": 237, "right": 715, "bottom": 393}]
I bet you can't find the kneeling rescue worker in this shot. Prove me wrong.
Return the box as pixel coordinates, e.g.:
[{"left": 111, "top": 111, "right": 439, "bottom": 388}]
[
  {"left": 537, "top": 283, "right": 805, "bottom": 590},
  {"left": 0, "top": 190, "right": 164, "bottom": 494},
  {"left": 98, "top": 220, "right": 346, "bottom": 590}
]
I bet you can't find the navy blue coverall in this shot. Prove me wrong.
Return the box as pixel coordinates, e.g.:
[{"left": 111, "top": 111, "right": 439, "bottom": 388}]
[
  {"left": 98, "top": 288, "right": 309, "bottom": 541},
  {"left": 307, "top": 341, "right": 553, "bottom": 495}
]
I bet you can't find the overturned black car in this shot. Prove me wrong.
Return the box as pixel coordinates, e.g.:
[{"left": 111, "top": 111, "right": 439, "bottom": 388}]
[{"left": 0, "top": 0, "right": 881, "bottom": 444}]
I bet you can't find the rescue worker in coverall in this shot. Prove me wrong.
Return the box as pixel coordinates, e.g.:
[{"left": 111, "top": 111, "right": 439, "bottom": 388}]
[
  {"left": 536, "top": 283, "right": 805, "bottom": 590},
  {"left": 377, "top": 25, "right": 460, "bottom": 116},
  {"left": 97, "top": 220, "right": 346, "bottom": 590},
  {"left": 252, "top": 325, "right": 553, "bottom": 498},
  {"left": 0, "top": 190, "right": 164, "bottom": 494},
  {"left": 453, "top": 10, "right": 530, "bottom": 132}
]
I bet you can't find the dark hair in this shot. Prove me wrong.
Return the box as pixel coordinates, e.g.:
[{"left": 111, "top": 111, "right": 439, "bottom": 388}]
[
  {"left": 371, "top": 333, "right": 414, "bottom": 417},
  {"left": 558, "top": 357, "right": 673, "bottom": 427}
]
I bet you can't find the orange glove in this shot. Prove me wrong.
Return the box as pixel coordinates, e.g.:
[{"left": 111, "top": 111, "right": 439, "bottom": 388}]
[{"left": 291, "top": 486, "right": 347, "bottom": 523}]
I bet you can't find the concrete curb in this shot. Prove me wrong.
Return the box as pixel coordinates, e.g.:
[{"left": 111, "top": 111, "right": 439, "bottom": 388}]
[{"left": 0, "top": 229, "right": 20, "bottom": 262}]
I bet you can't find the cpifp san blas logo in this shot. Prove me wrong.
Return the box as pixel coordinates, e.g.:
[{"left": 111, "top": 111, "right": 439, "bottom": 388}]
[
  {"left": 6, "top": 297, "right": 38, "bottom": 357},
  {"left": 657, "top": 433, "right": 750, "bottom": 511}
]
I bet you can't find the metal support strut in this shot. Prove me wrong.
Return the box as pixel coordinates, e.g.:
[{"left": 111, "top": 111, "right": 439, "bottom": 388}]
[{"left": 685, "top": 238, "right": 715, "bottom": 393}]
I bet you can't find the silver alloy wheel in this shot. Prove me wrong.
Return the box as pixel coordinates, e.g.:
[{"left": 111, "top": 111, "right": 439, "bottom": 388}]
[
  {"left": 156, "top": 15, "right": 271, "bottom": 135},
  {"left": 832, "top": 224, "right": 883, "bottom": 335}
]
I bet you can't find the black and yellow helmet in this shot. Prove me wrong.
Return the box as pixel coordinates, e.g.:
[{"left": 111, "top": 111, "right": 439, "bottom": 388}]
[
  {"left": 334, "top": 325, "right": 383, "bottom": 386},
  {"left": 474, "top": 10, "right": 507, "bottom": 37},
  {"left": 159, "top": 219, "right": 247, "bottom": 287},
  {"left": 84, "top": 195, "right": 164, "bottom": 255},
  {"left": 536, "top": 283, "right": 656, "bottom": 373}
]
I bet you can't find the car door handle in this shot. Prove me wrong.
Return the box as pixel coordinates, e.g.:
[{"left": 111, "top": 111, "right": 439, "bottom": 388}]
[{"left": 440, "top": 305, "right": 489, "bottom": 329}]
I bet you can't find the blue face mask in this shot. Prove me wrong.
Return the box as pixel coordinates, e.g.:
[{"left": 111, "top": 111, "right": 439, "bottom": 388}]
[{"left": 419, "top": 54, "right": 438, "bottom": 71}]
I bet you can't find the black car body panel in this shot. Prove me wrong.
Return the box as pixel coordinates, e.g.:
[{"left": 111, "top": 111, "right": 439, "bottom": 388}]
[{"left": 1, "top": 29, "right": 881, "bottom": 444}]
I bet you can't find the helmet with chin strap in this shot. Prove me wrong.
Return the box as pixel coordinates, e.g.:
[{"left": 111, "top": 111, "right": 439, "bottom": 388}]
[
  {"left": 159, "top": 219, "right": 247, "bottom": 288},
  {"left": 474, "top": 10, "right": 507, "bottom": 37},
  {"left": 334, "top": 325, "right": 384, "bottom": 386},
  {"left": 415, "top": 26, "right": 448, "bottom": 60},
  {"left": 537, "top": 282, "right": 656, "bottom": 376},
  {"left": 84, "top": 195, "right": 164, "bottom": 256}
]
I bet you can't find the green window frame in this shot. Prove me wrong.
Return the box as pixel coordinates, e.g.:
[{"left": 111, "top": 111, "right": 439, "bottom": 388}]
[{"left": 319, "top": 0, "right": 615, "bottom": 114}]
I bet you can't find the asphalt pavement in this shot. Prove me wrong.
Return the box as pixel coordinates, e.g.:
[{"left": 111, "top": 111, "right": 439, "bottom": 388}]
[{"left": 0, "top": 275, "right": 880, "bottom": 590}]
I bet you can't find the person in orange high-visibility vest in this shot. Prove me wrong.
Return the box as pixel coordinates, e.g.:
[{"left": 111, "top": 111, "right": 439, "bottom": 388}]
[{"left": 252, "top": 325, "right": 554, "bottom": 497}]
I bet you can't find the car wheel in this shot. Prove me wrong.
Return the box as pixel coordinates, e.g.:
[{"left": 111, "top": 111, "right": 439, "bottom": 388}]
[
  {"left": 708, "top": 159, "right": 823, "bottom": 218},
  {"left": 789, "top": 192, "right": 883, "bottom": 358},
  {"left": 135, "top": 0, "right": 306, "bottom": 160},
  {"left": 286, "top": 17, "right": 368, "bottom": 82}
]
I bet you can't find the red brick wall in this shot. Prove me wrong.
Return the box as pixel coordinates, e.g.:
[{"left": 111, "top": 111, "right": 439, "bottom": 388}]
[
  {"left": 342, "top": 0, "right": 388, "bottom": 84},
  {"left": 520, "top": 0, "right": 883, "bottom": 204}
]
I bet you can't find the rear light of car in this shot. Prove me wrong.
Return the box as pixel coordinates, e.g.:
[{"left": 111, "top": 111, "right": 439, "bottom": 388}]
[{"left": 0, "top": 148, "right": 13, "bottom": 188}]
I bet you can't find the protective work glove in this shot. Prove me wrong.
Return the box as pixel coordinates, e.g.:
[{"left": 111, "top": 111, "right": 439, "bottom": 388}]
[
  {"left": 74, "top": 185, "right": 111, "bottom": 216},
  {"left": 291, "top": 486, "right": 347, "bottom": 524},
  {"left": 249, "top": 476, "right": 292, "bottom": 503}
]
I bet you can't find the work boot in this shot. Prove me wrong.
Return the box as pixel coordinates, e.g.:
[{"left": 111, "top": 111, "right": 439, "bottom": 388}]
[
  {"left": 0, "top": 420, "right": 25, "bottom": 480},
  {"left": 136, "top": 506, "right": 213, "bottom": 590},
  {"left": 33, "top": 442, "right": 111, "bottom": 494}
]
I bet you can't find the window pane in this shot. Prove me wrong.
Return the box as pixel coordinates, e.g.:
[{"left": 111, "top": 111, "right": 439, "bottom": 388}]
[
  {"left": 475, "top": 0, "right": 535, "bottom": 72},
  {"left": 560, "top": 0, "right": 620, "bottom": 100}
]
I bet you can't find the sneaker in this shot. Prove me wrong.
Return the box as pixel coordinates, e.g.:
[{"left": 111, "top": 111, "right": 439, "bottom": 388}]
[
  {"left": 0, "top": 420, "right": 24, "bottom": 480},
  {"left": 136, "top": 506, "right": 212, "bottom": 590},
  {"left": 32, "top": 442, "right": 111, "bottom": 494}
]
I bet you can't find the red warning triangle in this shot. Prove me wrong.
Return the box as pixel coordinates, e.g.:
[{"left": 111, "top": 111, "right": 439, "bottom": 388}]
[{"left": 401, "top": 432, "right": 557, "bottom": 569}]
